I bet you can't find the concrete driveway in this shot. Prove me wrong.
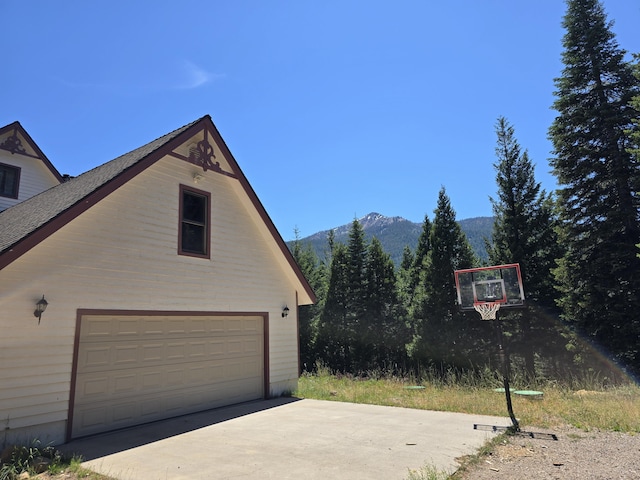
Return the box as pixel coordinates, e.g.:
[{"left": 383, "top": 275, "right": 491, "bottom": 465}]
[{"left": 62, "top": 398, "right": 509, "bottom": 480}]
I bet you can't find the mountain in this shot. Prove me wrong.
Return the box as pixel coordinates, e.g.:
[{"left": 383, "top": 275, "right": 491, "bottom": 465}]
[
  {"left": 289, "top": 213, "right": 493, "bottom": 266},
  {"left": 458, "top": 216, "right": 495, "bottom": 263}
]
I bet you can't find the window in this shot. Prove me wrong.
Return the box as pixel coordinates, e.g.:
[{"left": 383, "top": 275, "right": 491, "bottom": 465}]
[
  {"left": 0, "top": 163, "right": 20, "bottom": 199},
  {"left": 179, "top": 185, "right": 210, "bottom": 258}
]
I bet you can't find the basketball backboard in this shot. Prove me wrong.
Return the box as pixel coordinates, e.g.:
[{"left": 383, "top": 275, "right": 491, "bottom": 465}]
[{"left": 454, "top": 263, "right": 525, "bottom": 311}]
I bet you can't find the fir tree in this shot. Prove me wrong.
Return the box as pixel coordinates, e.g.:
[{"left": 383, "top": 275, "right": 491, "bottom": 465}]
[
  {"left": 317, "top": 242, "right": 351, "bottom": 371},
  {"left": 427, "top": 187, "right": 476, "bottom": 315},
  {"left": 291, "top": 229, "right": 327, "bottom": 372},
  {"left": 409, "top": 188, "right": 476, "bottom": 368},
  {"left": 405, "top": 215, "right": 432, "bottom": 326},
  {"left": 488, "top": 117, "right": 566, "bottom": 378},
  {"left": 363, "top": 237, "right": 407, "bottom": 370},
  {"left": 549, "top": 0, "right": 640, "bottom": 371},
  {"left": 347, "top": 219, "right": 368, "bottom": 322},
  {"left": 489, "top": 117, "right": 562, "bottom": 307}
]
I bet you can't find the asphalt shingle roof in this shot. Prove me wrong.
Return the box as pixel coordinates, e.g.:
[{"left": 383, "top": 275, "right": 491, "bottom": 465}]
[{"left": 0, "top": 117, "right": 202, "bottom": 255}]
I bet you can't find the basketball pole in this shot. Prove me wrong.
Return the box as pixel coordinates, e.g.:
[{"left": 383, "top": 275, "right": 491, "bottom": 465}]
[{"left": 494, "top": 313, "right": 520, "bottom": 432}]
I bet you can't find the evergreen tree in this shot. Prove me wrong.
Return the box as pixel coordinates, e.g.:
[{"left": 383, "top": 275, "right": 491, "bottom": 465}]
[
  {"left": 489, "top": 117, "right": 563, "bottom": 307},
  {"left": 413, "top": 214, "right": 432, "bottom": 279},
  {"left": 405, "top": 215, "right": 432, "bottom": 364},
  {"left": 549, "top": 0, "right": 640, "bottom": 371},
  {"left": 628, "top": 55, "right": 640, "bottom": 166},
  {"left": 427, "top": 188, "right": 476, "bottom": 315},
  {"left": 409, "top": 188, "right": 476, "bottom": 368},
  {"left": 488, "top": 117, "right": 566, "bottom": 378},
  {"left": 319, "top": 220, "right": 400, "bottom": 373},
  {"left": 629, "top": 56, "right": 640, "bottom": 281},
  {"left": 347, "top": 219, "right": 368, "bottom": 322},
  {"left": 396, "top": 246, "right": 415, "bottom": 340},
  {"left": 427, "top": 188, "right": 476, "bottom": 362},
  {"left": 291, "top": 229, "right": 327, "bottom": 372},
  {"left": 362, "top": 237, "right": 407, "bottom": 370},
  {"left": 317, "top": 242, "right": 351, "bottom": 371},
  {"left": 406, "top": 215, "right": 432, "bottom": 326}
]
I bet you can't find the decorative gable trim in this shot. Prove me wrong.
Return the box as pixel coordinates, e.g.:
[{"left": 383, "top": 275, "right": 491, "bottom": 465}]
[
  {"left": 0, "top": 116, "right": 316, "bottom": 304},
  {"left": 0, "top": 122, "right": 64, "bottom": 182},
  {"left": 0, "top": 129, "right": 27, "bottom": 155},
  {"left": 167, "top": 126, "right": 237, "bottom": 178}
]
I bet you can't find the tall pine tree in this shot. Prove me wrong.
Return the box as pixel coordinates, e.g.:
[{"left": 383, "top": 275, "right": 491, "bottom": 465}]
[
  {"left": 363, "top": 237, "right": 408, "bottom": 370},
  {"left": 317, "top": 242, "right": 351, "bottom": 371},
  {"left": 489, "top": 117, "right": 561, "bottom": 306},
  {"left": 549, "top": 0, "right": 640, "bottom": 372},
  {"left": 409, "top": 188, "right": 476, "bottom": 369},
  {"left": 488, "top": 117, "right": 566, "bottom": 378},
  {"left": 316, "top": 219, "right": 406, "bottom": 373},
  {"left": 291, "top": 229, "right": 327, "bottom": 372}
]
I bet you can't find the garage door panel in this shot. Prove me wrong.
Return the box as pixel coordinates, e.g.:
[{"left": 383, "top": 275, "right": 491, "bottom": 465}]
[
  {"left": 114, "top": 345, "right": 139, "bottom": 365},
  {"left": 76, "top": 354, "right": 260, "bottom": 399},
  {"left": 166, "top": 368, "right": 186, "bottom": 386},
  {"left": 244, "top": 338, "right": 260, "bottom": 354},
  {"left": 80, "top": 316, "right": 264, "bottom": 339},
  {"left": 117, "top": 319, "right": 141, "bottom": 336},
  {"left": 166, "top": 342, "right": 187, "bottom": 360},
  {"left": 72, "top": 314, "right": 265, "bottom": 438},
  {"left": 73, "top": 376, "right": 263, "bottom": 438},
  {"left": 82, "top": 376, "right": 109, "bottom": 397},
  {"left": 77, "top": 335, "right": 261, "bottom": 374},
  {"left": 242, "top": 317, "right": 262, "bottom": 332},
  {"left": 141, "top": 318, "right": 167, "bottom": 335},
  {"left": 82, "top": 346, "right": 111, "bottom": 368},
  {"left": 112, "top": 402, "right": 137, "bottom": 423},
  {"left": 142, "top": 343, "right": 164, "bottom": 361},
  {"left": 113, "top": 373, "right": 138, "bottom": 393}
]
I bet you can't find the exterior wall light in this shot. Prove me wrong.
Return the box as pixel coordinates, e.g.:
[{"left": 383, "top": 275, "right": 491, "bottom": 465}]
[
  {"left": 282, "top": 305, "right": 289, "bottom": 318},
  {"left": 34, "top": 295, "right": 48, "bottom": 324}
]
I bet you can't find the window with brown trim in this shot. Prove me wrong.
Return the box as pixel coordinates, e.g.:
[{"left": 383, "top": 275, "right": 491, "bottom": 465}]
[
  {"left": 179, "top": 185, "right": 210, "bottom": 258},
  {"left": 0, "top": 163, "right": 20, "bottom": 199}
]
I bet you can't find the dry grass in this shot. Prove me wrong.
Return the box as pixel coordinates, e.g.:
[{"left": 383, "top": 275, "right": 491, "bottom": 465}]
[{"left": 295, "top": 370, "right": 640, "bottom": 433}]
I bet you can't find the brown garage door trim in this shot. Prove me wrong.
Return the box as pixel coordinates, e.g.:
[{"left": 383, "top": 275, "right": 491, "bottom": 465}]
[{"left": 67, "top": 309, "right": 270, "bottom": 441}]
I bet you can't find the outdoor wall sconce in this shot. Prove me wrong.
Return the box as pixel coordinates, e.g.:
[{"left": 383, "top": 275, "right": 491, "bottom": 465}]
[
  {"left": 282, "top": 305, "right": 290, "bottom": 318},
  {"left": 34, "top": 295, "right": 48, "bottom": 324}
]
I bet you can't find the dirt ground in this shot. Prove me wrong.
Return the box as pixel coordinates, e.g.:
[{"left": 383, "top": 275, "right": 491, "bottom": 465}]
[{"left": 458, "top": 425, "right": 640, "bottom": 479}]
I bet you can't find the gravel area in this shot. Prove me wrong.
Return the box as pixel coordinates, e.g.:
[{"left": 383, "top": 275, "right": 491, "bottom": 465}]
[{"left": 459, "top": 425, "right": 640, "bottom": 479}]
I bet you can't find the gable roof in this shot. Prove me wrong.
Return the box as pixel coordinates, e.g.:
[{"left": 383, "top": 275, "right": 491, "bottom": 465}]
[
  {"left": 0, "top": 115, "right": 316, "bottom": 303},
  {"left": 0, "top": 121, "right": 64, "bottom": 182}
]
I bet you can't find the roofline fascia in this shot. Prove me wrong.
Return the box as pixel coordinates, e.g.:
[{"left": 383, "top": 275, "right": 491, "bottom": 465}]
[
  {"left": 0, "top": 117, "right": 317, "bottom": 304},
  {"left": 204, "top": 118, "right": 317, "bottom": 304},
  {"left": 0, "top": 122, "right": 200, "bottom": 271},
  {"left": 0, "top": 121, "right": 64, "bottom": 182}
]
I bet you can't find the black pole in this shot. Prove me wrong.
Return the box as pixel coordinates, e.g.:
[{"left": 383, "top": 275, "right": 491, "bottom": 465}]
[{"left": 494, "top": 315, "right": 520, "bottom": 432}]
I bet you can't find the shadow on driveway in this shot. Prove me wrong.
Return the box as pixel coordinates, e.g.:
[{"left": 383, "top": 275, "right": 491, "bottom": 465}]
[
  {"left": 62, "top": 397, "right": 300, "bottom": 460},
  {"left": 62, "top": 398, "right": 508, "bottom": 480}
]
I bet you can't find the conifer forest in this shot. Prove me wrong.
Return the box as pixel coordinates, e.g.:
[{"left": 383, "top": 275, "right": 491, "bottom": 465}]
[{"left": 292, "top": 0, "right": 640, "bottom": 382}]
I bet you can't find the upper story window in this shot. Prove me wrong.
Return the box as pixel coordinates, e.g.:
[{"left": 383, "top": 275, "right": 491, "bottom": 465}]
[
  {"left": 0, "top": 163, "right": 20, "bottom": 199},
  {"left": 179, "top": 184, "right": 210, "bottom": 258}
]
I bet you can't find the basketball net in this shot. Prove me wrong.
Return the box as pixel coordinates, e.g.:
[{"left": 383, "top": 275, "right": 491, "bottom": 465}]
[{"left": 474, "top": 302, "right": 501, "bottom": 320}]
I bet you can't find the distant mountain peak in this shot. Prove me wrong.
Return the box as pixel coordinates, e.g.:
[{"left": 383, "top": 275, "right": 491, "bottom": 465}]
[
  {"left": 358, "top": 212, "right": 411, "bottom": 229},
  {"left": 289, "top": 214, "right": 493, "bottom": 266}
]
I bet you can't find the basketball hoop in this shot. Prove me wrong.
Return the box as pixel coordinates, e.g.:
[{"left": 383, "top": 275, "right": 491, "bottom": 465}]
[{"left": 474, "top": 302, "right": 501, "bottom": 320}]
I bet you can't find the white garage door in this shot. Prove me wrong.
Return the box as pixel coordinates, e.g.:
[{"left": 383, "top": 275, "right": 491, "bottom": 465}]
[{"left": 71, "top": 313, "right": 265, "bottom": 439}]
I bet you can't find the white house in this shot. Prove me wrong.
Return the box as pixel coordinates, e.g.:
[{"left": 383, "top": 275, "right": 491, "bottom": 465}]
[
  {"left": 0, "top": 116, "right": 315, "bottom": 446},
  {"left": 0, "top": 122, "right": 64, "bottom": 211}
]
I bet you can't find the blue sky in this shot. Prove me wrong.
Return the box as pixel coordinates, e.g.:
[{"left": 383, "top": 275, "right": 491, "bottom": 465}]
[{"left": 3, "top": 1, "right": 639, "bottom": 240}]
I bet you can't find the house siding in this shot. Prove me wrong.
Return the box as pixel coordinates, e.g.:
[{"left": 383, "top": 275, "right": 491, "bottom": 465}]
[
  {"left": 0, "top": 152, "right": 60, "bottom": 210},
  {"left": 0, "top": 154, "right": 300, "bottom": 446}
]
